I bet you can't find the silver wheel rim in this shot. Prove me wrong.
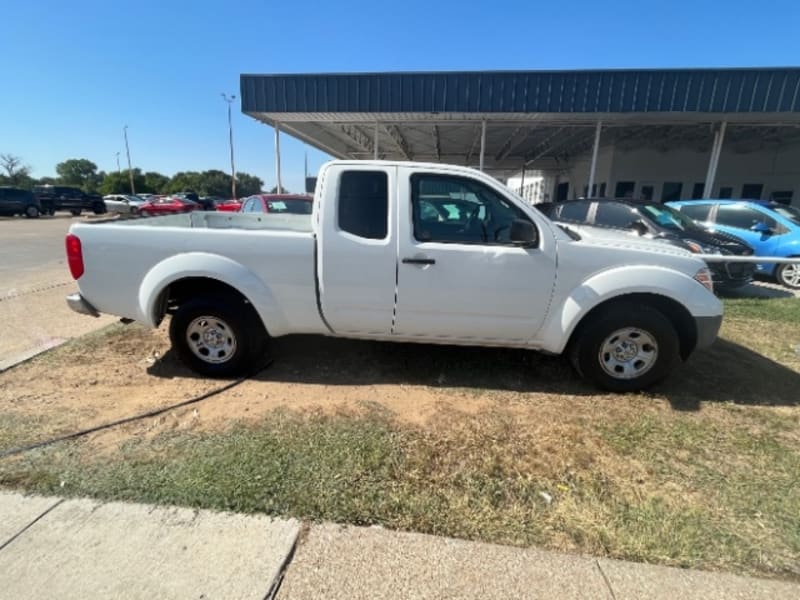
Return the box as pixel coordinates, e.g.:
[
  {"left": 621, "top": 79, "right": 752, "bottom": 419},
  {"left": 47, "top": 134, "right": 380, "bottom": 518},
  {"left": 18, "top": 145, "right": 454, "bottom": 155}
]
[
  {"left": 27, "top": 206, "right": 38, "bottom": 216},
  {"left": 780, "top": 264, "right": 800, "bottom": 288},
  {"left": 599, "top": 327, "right": 659, "bottom": 380},
  {"left": 186, "top": 316, "right": 237, "bottom": 364}
]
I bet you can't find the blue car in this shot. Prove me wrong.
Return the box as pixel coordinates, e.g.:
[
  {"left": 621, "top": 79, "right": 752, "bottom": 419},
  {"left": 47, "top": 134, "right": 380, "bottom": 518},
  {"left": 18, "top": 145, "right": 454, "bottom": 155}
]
[{"left": 667, "top": 200, "right": 800, "bottom": 289}]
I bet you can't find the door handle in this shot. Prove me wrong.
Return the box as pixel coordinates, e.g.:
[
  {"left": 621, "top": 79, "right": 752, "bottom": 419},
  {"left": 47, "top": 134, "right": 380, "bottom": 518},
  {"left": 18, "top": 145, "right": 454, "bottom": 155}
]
[{"left": 402, "top": 257, "right": 436, "bottom": 265}]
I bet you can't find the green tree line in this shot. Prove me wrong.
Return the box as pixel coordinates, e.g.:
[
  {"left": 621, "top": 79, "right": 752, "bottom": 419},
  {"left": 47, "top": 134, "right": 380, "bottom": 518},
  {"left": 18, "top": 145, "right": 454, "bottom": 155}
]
[{"left": 0, "top": 154, "right": 265, "bottom": 198}]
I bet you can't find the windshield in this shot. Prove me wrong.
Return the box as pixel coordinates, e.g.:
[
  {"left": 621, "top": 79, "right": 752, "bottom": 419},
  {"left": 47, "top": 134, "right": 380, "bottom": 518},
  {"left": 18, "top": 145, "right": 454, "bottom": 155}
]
[
  {"left": 771, "top": 204, "right": 800, "bottom": 226},
  {"left": 266, "top": 198, "right": 313, "bottom": 214},
  {"left": 638, "top": 203, "right": 699, "bottom": 232}
]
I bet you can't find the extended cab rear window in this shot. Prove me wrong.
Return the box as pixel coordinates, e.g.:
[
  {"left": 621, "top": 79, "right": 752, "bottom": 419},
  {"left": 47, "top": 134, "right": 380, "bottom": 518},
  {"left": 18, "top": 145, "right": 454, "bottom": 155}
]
[{"left": 338, "top": 171, "right": 388, "bottom": 240}]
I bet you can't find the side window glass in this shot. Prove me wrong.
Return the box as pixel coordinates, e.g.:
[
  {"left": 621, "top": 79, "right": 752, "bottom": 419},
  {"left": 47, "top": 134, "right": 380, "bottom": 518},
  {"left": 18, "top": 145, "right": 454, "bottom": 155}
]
[
  {"left": 679, "top": 204, "right": 711, "bottom": 222},
  {"left": 338, "top": 171, "right": 388, "bottom": 240},
  {"left": 716, "top": 206, "right": 776, "bottom": 230},
  {"left": 556, "top": 201, "right": 590, "bottom": 224},
  {"left": 594, "top": 203, "right": 638, "bottom": 228},
  {"left": 411, "top": 174, "right": 532, "bottom": 245}
]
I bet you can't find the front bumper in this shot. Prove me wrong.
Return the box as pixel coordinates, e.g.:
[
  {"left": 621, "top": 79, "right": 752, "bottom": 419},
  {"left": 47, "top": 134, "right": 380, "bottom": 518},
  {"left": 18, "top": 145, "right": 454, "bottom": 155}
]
[
  {"left": 694, "top": 314, "right": 722, "bottom": 349},
  {"left": 708, "top": 261, "right": 755, "bottom": 289},
  {"left": 66, "top": 293, "right": 100, "bottom": 318}
]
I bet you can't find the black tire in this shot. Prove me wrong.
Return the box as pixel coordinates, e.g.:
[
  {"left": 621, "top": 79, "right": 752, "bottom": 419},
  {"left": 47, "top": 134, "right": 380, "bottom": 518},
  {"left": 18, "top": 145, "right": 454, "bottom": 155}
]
[
  {"left": 92, "top": 203, "right": 106, "bottom": 215},
  {"left": 569, "top": 302, "right": 680, "bottom": 393},
  {"left": 24, "top": 206, "right": 40, "bottom": 219},
  {"left": 169, "top": 294, "right": 268, "bottom": 377},
  {"left": 70, "top": 209, "right": 82, "bottom": 216},
  {"left": 776, "top": 262, "right": 800, "bottom": 290}
]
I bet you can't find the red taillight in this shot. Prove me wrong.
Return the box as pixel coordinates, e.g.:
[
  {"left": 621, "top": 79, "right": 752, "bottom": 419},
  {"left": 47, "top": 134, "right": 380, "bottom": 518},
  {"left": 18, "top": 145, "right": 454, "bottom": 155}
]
[{"left": 66, "top": 234, "right": 84, "bottom": 279}]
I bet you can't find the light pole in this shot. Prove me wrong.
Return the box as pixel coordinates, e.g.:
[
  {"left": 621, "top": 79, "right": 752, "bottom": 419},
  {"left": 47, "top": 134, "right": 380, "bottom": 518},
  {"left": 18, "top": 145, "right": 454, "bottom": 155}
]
[
  {"left": 123, "top": 126, "right": 135, "bottom": 194},
  {"left": 115, "top": 152, "right": 121, "bottom": 174},
  {"left": 221, "top": 93, "right": 237, "bottom": 200}
]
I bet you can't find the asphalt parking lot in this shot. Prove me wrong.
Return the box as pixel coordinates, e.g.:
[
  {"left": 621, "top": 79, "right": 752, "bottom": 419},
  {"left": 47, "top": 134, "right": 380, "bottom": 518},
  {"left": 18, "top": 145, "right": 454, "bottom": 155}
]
[{"left": 0, "top": 215, "right": 116, "bottom": 368}]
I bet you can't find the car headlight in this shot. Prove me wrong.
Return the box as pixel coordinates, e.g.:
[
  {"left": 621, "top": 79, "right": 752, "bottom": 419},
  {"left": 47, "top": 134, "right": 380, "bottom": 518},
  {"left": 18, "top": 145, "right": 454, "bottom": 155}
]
[
  {"left": 693, "top": 268, "right": 714, "bottom": 293},
  {"left": 685, "top": 241, "right": 721, "bottom": 255}
]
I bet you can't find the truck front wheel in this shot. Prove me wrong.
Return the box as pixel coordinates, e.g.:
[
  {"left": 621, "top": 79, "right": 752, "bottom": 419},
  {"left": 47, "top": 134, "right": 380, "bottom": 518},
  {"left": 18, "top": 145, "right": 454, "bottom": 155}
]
[
  {"left": 569, "top": 302, "right": 680, "bottom": 393},
  {"left": 169, "top": 295, "right": 268, "bottom": 377}
]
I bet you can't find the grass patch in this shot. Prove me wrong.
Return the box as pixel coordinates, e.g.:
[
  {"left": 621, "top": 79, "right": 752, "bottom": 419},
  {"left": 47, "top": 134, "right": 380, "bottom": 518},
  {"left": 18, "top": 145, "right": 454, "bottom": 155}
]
[
  {"left": 2, "top": 407, "right": 799, "bottom": 580},
  {"left": 1, "top": 295, "right": 799, "bottom": 581},
  {"left": 723, "top": 297, "right": 800, "bottom": 324}
]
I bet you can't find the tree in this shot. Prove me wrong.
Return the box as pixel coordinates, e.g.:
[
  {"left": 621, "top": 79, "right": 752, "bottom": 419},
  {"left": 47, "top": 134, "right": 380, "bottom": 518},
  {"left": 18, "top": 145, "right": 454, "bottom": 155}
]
[
  {"left": 164, "top": 170, "right": 262, "bottom": 198},
  {"left": 100, "top": 169, "right": 146, "bottom": 195},
  {"left": 236, "top": 172, "right": 264, "bottom": 197},
  {"left": 56, "top": 159, "right": 100, "bottom": 191},
  {"left": 267, "top": 184, "right": 290, "bottom": 195},
  {"left": 0, "top": 153, "right": 32, "bottom": 186},
  {"left": 143, "top": 172, "right": 169, "bottom": 194}
]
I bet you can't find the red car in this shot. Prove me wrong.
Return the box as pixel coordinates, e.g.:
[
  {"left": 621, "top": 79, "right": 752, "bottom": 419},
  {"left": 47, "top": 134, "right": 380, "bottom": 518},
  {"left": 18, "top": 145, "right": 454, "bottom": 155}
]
[
  {"left": 139, "top": 196, "right": 200, "bottom": 217},
  {"left": 215, "top": 199, "right": 243, "bottom": 212},
  {"left": 239, "top": 194, "right": 313, "bottom": 214}
]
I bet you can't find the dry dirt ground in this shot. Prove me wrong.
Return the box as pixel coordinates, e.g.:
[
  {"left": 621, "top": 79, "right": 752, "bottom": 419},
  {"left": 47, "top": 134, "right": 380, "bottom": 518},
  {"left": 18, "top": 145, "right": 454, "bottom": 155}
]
[{"left": 1, "top": 315, "right": 799, "bottom": 452}]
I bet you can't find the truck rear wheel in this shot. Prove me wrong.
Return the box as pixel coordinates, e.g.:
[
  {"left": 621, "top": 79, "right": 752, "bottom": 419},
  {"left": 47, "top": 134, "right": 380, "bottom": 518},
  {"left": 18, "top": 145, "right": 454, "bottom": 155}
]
[
  {"left": 569, "top": 302, "right": 680, "bottom": 392},
  {"left": 169, "top": 294, "right": 268, "bottom": 377}
]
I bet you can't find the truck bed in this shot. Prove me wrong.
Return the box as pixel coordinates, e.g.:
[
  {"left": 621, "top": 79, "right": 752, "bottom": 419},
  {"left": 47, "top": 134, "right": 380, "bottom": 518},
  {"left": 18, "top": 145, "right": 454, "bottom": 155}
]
[
  {"left": 105, "top": 211, "right": 314, "bottom": 233},
  {"left": 69, "top": 212, "right": 324, "bottom": 336}
]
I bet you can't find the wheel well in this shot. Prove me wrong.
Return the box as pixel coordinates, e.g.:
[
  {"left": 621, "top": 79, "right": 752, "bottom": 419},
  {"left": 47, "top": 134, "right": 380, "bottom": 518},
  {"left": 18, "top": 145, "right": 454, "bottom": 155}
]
[
  {"left": 154, "top": 277, "right": 254, "bottom": 326},
  {"left": 568, "top": 293, "right": 698, "bottom": 361}
]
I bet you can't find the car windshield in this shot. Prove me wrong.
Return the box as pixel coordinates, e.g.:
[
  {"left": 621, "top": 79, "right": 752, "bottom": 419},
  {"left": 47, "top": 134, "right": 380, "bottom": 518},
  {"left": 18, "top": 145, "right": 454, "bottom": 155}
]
[
  {"left": 771, "top": 204, "right": 800, "bottom": 226},
  {"left": 265, "top": 198, "right": 313, "bottom": 214},
  {"left": 639, "top": 203, "right": 699, "bottom": 232}
]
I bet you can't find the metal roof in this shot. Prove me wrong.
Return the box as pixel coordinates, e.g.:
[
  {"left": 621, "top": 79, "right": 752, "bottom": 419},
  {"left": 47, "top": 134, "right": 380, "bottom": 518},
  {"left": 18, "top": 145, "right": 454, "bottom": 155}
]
[
  {"left": 240, "top": 68, "right": 800, "bottom": 174},
  {"left": 242, "top": 68, "right": 800, "bottom": 115}
]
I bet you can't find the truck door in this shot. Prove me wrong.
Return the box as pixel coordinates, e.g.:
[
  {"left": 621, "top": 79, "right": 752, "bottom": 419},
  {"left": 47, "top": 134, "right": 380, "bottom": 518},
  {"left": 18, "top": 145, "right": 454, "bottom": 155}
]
[
  {"left": 393, "top": 168, "right": 556, "bottom": 343},
  {"left": 318, "top": 165, "right": 397, "bottom": 335}
]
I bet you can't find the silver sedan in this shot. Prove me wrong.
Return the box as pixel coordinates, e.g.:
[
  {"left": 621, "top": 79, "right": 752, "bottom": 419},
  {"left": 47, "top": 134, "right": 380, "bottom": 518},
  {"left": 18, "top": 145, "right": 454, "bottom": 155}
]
[{"left": 102, "top": 195, "right": 146, "bottom": 215}]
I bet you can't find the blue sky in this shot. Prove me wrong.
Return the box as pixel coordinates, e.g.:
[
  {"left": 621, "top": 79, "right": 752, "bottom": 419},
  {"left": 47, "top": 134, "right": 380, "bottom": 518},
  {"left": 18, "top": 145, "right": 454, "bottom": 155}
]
[{"left": 2, "top": 0, "right": 799, "bottom": 194}]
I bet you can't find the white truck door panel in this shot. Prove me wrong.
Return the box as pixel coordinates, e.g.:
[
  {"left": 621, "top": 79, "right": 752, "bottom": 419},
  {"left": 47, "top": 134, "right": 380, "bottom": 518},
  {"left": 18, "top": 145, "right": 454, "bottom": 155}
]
[
  {"left": 393, "top": 168, "right": 557, "bottom": 342},
  {"left": 318, "top": 166, "right": 397, "bottom": 335}
]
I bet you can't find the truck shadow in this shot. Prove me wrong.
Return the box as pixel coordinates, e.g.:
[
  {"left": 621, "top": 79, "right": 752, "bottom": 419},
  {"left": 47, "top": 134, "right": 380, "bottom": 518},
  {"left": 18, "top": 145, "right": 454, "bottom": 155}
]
[{"left": 148, "top": 335, "right": 800, "bottom": 409}]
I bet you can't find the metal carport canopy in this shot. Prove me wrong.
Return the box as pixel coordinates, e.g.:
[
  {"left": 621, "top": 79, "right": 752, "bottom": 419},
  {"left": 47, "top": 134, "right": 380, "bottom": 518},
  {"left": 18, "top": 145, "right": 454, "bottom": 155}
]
[{"left": 240, "top": 68, "right": 800, "bottom": 174}]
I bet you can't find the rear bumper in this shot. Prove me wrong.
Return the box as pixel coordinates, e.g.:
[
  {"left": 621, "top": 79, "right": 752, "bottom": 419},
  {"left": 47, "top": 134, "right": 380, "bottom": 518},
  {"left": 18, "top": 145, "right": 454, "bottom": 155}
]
[
  {"left": 694, "top": 314, "right": 722, "bottom": 349},
  {"left": 66, "top": 293, "right": 100, "bottom": 318}
]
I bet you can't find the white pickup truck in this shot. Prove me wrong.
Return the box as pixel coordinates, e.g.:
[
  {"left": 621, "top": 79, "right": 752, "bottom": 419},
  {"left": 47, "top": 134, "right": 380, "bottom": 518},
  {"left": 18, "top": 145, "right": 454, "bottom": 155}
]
[{"left": 66, "top": 160, "right": 723, "bottom": 392}]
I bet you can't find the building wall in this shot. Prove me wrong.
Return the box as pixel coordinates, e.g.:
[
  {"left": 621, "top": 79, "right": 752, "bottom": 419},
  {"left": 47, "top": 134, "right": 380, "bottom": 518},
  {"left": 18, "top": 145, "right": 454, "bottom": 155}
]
[
  {"left": 602, "top": 142, "right": 800, "bottom": 204},
  {"left": 507, "top": 174, "right": 547, "bottom": 203},
  {"left": 563, "top": 147, "right": 615, "bottom": 199}
]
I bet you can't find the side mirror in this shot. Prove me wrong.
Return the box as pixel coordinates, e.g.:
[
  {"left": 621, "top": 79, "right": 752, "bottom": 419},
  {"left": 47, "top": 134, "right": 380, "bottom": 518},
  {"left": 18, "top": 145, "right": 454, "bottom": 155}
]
[
  {"left": 751, "top": 222, "right": 772, "bottom": 234},
  {"left": 628, "top": 219, "right": 649, "bottom": 236},
  {"left": 510, "top": 219, "right": 538, "bottom": 247}
]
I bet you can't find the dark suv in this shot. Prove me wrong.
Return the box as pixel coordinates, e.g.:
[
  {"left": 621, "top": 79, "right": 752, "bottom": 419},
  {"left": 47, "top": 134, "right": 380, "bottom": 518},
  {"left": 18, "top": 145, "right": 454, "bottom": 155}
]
[
  {"left": 33, "top": 185, "right": 106, "bottom": 216},
  {"left": 0, "top": 187, "right": 41, "bottom": 218}
]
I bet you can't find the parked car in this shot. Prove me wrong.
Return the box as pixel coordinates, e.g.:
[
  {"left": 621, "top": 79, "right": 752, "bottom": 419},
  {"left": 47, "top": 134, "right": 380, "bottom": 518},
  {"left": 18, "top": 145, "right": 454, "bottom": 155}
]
[
  {"left": 65, "top": 160, "right": 723, "bottom": 392},
  {"left": 215, "top": 199, "right": 243, "bottom": 212},
  {"left": 537, "top": 198, "right": 756, "bottom": 290},
  {"left": 198, "top": 196, "right": 226, "bottom": 210},
  {"left": 33, "top": 185, "right": 106, "bottom": 216},
  {"left": 103, "top": 194, "right": 146, "bottom": 215},
  {"left": 668, "top": 200, "right": 800, "bottom": 289},
  {"left": 139, "top": 196, "right": 200, "bottom": 217},
  {"left": 0, "top": 187, "right": 41, "bottom": 218},
  {"left": 239, "top": 194, "right": 313, "bottom": 214}
]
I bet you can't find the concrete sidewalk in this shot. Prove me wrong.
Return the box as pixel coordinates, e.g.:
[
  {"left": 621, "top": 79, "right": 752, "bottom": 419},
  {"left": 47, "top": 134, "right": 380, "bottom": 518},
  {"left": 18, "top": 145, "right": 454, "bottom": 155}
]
[{"left": 1, "top": 491, "right": 797, "bottom": 600}]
